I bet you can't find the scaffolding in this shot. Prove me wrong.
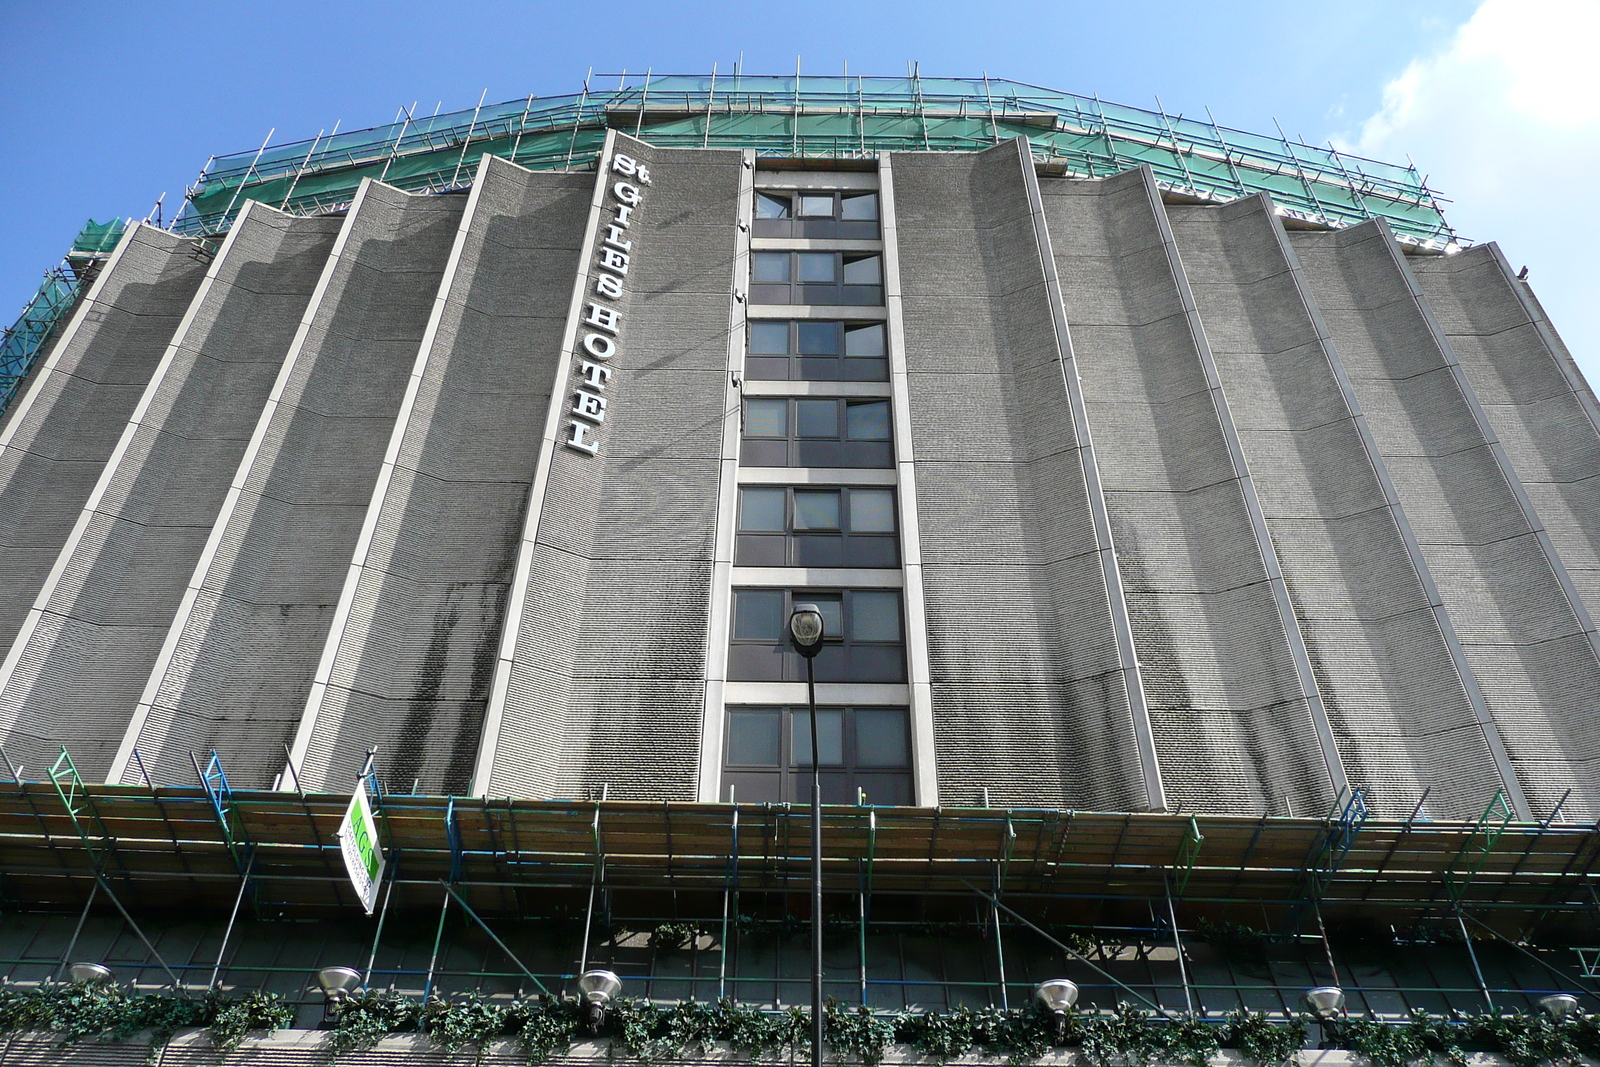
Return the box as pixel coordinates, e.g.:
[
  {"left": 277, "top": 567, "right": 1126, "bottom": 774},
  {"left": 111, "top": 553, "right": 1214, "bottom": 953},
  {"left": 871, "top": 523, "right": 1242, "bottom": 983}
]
[
  {"left": 1, "top": 741, "right": 1596, "bottom": 1008},
  {"left": 172, "top": 72, "right": 1456, "bottom": 250},
  {"left": 0, "top": 218, "right": 126, "bottom": 419}
]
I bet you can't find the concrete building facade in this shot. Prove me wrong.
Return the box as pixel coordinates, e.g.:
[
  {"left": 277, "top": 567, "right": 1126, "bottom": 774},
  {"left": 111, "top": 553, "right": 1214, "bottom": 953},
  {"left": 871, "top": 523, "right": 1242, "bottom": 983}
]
[{"left": 1, "top": 127, "right": 1597, "bottom": 824}]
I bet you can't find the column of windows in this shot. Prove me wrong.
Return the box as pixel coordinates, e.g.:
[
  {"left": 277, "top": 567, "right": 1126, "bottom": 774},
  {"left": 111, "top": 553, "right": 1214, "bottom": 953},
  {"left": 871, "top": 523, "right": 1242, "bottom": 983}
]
[{"left": 723, "top": 176, "right": 913, "bottom": 806}]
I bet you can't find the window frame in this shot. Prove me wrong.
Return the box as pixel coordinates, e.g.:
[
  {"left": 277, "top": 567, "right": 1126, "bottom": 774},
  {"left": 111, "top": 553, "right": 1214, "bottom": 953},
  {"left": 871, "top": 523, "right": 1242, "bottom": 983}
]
[
  {"left": 749, "top": 251, "right": 884, "bottom": 306},
  {"left": 751, "top": 190, "right": 881, "bottom": 239},
  {"left": 728, "top": 587, "right": 906, "bottom": 683},
  {"left": 722, "top": 704, "right": 913, "bottom": 805},
  {"left": 736, "top": 485, "right": 900, "bottom": 568},
  {"left": 745, "top": 319, "right": 889, "bottom": 382},
  {"left": 740, "top": 397, "right": 894, "bottom": 468}
]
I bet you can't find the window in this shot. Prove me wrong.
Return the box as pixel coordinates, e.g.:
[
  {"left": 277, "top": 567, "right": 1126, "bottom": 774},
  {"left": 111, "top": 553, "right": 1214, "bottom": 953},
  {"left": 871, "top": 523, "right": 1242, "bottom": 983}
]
[
  {"left": 753, "top": 190, "right": 880, "bottom": 239},
  {"left": 723, "top": 705, "right": 912, "bottom": 804},
  {"left": 737, "top": 486, "right": 899, "bottom": 567},
  {"left": 746, "top": 320, "right": 887, "bottom": 382},
  {"left": 741, "top": 397, "right": 893, "bottom": 468},
  {"left": 750, "top": 252, "right": 883, "bottom": 306},
  {"left": 729, "top": 587, "right": 905, "bottom": 683}
]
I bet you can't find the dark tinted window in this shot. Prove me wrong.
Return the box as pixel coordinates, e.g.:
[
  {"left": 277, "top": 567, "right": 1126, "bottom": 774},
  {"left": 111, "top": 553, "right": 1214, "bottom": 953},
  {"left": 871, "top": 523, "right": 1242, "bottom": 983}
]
[
  {"left": 741, "top": 398, "right": 893, "bottom": 468},
  {"left": 750, "top": 252, "right": 883, "bottom": 306},
  {"left": 752, "top": 190, "right": 880, "bottom": 239},
  {"left": 736, "top": 486, "right": 900, "bottom": 567},
  {"left": 723, "top": 704, "right": 912, "bottom": 805},
  {"left": 744, "top": 320, "right": 888, "bottom": 382},
  {"left": 755, "top": 192, "right": 791, "bottom": 219},
  {"left": 729, "top": 587, "right": 906, "bottom": 683}
]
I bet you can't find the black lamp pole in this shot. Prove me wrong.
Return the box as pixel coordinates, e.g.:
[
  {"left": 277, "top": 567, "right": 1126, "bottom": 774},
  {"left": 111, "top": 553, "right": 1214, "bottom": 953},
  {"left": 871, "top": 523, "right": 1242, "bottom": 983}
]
[{"left": 789, "top": 604, "right": 826, "bottom": 1067}]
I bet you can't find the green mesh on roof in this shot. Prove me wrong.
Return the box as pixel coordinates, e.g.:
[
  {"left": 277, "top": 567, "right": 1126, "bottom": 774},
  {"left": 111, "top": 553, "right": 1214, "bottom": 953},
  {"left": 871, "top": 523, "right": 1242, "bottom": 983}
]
[
  {"left": 1, "top": 219, "right": 126, "bottom": 418},
  {"left": 177, "top": 73, "right": 1455, "bottom": 248},
  {"left": 70, "top": 218, "right": 127, "bottom": 256},
  {"left": 1, "top": 267, "right": 81, "bottom": 414}
]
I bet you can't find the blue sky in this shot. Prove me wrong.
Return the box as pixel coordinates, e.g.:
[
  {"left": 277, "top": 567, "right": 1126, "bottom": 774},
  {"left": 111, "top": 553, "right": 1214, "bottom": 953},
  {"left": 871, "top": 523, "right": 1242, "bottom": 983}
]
[{"left": 3, "top": 0, "right": 1593, "bottom": 373}]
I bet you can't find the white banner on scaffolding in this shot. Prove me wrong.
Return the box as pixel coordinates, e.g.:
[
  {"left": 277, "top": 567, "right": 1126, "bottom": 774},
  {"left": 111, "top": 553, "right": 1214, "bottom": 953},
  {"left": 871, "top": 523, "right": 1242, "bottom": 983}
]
[{"left": 337, "top": 779, "right": 385, "bottom": 914}]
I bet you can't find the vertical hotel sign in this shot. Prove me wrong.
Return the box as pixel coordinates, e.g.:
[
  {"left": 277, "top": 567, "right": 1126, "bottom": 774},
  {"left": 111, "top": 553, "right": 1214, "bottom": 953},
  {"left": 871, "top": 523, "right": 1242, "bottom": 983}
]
[
  {"left": 565, "top": 151, "right": 650, "bottom": 456},
  {"left": 337, "top": 779, "right": 385, "bottom": 914}
]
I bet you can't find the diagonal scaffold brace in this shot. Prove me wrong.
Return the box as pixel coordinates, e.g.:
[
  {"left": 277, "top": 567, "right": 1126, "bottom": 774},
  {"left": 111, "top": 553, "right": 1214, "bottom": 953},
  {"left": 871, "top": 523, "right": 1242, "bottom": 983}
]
[{"left": 49, "top": 747, "right": 187, "bottom": 991}]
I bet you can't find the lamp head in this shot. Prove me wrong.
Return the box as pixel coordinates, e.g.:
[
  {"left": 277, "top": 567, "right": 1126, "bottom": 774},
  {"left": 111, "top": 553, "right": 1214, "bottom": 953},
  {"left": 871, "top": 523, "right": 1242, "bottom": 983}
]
[
  {"left": 1035, "top": 979, "right": 1079, "bottom": 1043},
  {"left": 578, "top": 969, "right": 622, "bottom": 1034},
  {"left": 1304, "top": 986, "right": 1345, "bottom": 1019},
  {"left": 66, "top": 962, "right": 113, "bottom": 985},
  {"left": 1035, "top": 978, "right": 1079, "bottom": 1013},
  {"left": 1539, "top": 994, "right": 1580, "bottom": 1020},
  {"left": 789, "top": 604, "right": 825, "bottom": 658},
  {"left": 316, "top": 966, "right": 364, "bottom": 1005}
]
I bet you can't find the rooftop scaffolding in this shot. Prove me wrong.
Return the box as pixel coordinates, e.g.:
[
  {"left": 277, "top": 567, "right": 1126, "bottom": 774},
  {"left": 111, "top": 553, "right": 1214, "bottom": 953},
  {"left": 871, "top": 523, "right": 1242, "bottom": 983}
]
[
  {"left": 0, "top": 218, "right": 126, "bottom": 417},
  {"left": 173, "top": 72, "right": 1456, "bottom": 249}
]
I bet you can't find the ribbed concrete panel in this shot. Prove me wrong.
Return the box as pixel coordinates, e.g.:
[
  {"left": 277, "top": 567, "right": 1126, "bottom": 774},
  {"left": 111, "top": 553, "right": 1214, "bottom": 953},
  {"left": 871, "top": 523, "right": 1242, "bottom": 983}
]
[
  {"left": 890, "top": 147, "right": 1148, "bottom": 810},
  {"left": 0, "top": 206, "right": 340, "bottom": 780},
  {"left": 1412, "top": 247, "right": 1600, "bottom": 629},
  {"left": 1168, "top": 196, "right": 1505, "bottom": 818},
  {"left": 1291, "top": 223, "right": 1600, "bottom": 819},
  {"left": 295, "top": 158, "right": 590, "bottom": 795},
  {"left": 488, "top": 139, "right": 738, "bottom": 800},
  {"left": 0, "top": 225, "right": 206, "bottom": 667},
  {"left": 1039, "top": 170, "right": 1335, "bottom": 816},
  {"left": 129, "top": 183, "right": 465, "bottom": 788}
]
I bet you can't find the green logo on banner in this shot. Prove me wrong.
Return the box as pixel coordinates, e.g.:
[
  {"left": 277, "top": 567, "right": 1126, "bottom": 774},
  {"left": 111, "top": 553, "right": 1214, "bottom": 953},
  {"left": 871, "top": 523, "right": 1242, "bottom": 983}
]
[{"left": 338, "top": 781, "right": 385, "bottom": 914}]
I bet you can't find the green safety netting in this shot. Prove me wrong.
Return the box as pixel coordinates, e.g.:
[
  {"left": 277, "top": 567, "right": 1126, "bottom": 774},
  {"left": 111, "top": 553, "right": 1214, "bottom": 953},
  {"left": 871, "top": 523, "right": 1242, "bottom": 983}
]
[
  {"left": 71, "top": 218, "right": 127, "bottom": 255},
  {"left": 0, "top": 218, "right": 129, "bottom": 417},
  {"left": 0, "top": 268, "right": 80, "bottom": 414},
  {"left": 174, "top": 73, "right": 1455, "bottom": 249}
]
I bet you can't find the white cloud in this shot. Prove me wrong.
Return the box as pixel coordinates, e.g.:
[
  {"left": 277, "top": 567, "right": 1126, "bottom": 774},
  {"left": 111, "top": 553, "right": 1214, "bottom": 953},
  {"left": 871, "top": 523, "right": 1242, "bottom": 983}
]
[{"left": 1339, "top": 0, "right": 1600, "bottom": 381}]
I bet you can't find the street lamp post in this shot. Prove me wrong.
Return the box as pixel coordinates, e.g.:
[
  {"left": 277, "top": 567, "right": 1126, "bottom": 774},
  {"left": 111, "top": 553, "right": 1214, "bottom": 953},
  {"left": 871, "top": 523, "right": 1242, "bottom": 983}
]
[{"left": 789, "top": 603, "right": 826, "bottom": 1067}]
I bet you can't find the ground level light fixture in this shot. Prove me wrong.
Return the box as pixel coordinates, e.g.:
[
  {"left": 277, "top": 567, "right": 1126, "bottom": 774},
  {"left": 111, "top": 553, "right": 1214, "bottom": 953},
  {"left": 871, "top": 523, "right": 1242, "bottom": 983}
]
[
  {"left": 316, "top": 966, "right": 363, "bottom": 1005},
  {"left": 1539, "top": 994, "right": 1580, "bottom": 1019},
  {"left": 1305, "top": 986, "right": 1345, "bottom": 1018},
  {"left": 66, "top": 962, "right": 113, "bottom": 985},
  {"left": 1035, "top": 979, "right": 1079, "bottom": 1042},
  {"left": 578, "top": 969, "right": 622, "bottom": 1034}
]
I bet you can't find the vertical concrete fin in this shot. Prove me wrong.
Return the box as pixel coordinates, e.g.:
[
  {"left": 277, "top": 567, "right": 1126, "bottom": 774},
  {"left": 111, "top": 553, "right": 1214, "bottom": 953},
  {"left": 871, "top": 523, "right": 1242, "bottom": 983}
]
[
  {"left": 1018, "top": 141, "right": 1163, "bottom": 811},
  {"left": 123, "top": 178, "right": 467, "bottom": 790},
  {"left": 83, "top": 204, "right": 343, "bottom": 786},
  {"left": 473, "top": 132, "right": 617, "bottom": 797},
  {"left": 123, "top": 183, "right": 376, "bottom": 788},
  {"left": 878, "top": 152, "right": 939, "bottom": 807},
  {"left": 1262, "top": 204, "right": 1525, "bottom": 817},
  {"left": 0, "top": 223, "right": 208, "bottom": 668},
  {"left": 1291, "top": 219, "right": 1598, "bottom": 820},
  {"left": 1039, "top": 164, "right": 1339, "bottom": 814},
  {"left": 1168, "top": 192, "right": 1519, "bottom": 818},
  {"left": 896, "top": 147, "right": 1147, "bottom": 810},
  {"left": 1379, "top": 221, "right": 1600, "bottom": 700},
  {"left": 289, "top": 155, "right": 494, "bottom": 792},
  {"left": 295, "top": 156, "right": 592, "bottom": 797},
  {"left": 0, "top": 222, "right": 210, "bottom": 776},
  {"left": 0, "top": 224, "right": 141, "bottom": 455},
  {"left": 695, "top": 148, "right": 755, "bottom": 803},
  {"left": 485, "top": 135, "right": 738, "bottom": 801},
  {"left": 1480, "top": 242, "right": 1600, "bottom": 435},
  {"left": 1414, "top": 243, "right": 1600, "bottom": 634},
  {"left": 3, "top": 202, "right": 267, "bottom": 783},
  {"left": 1140, "top": 167, "right": 1349, "bottom": 804}
]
